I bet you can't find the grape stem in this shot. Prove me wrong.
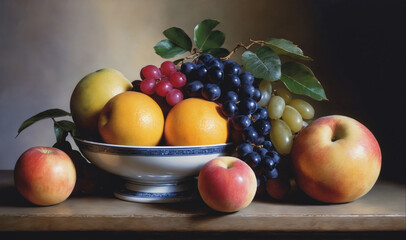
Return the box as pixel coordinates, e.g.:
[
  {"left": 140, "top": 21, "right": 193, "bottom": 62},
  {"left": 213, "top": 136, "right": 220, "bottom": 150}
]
[
  {"left": 175, "top": 48, "right": 200, "bottom": 67},
  {"left": 221, "top": 39, "right": 265, "bottom": 60}
]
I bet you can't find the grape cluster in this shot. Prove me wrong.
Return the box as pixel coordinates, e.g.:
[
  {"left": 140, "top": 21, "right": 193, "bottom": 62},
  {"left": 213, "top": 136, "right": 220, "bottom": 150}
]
[
  {"left": 138, "top": 61, "right": 186, "bottom": 106},
  {"left": 258, "top": 83, "right": 315, "bottom": 155},
  {"left": 180, "top": 54, "right": 282, "bottom": 184}
]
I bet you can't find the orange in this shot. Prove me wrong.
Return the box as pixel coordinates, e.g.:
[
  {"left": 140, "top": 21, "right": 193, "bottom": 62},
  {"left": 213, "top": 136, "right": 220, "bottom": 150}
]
[
  {"left": 98, "top": 91, "right": 164, "bottom": 146},
  {"left": 164, "top": 98, "right": 229, "bottom": 146}
]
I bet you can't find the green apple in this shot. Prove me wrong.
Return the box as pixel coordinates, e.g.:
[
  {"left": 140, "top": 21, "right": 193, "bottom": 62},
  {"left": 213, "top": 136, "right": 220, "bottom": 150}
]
[{"left": 70, "top": 68, "right": 133, "bottom": 138}]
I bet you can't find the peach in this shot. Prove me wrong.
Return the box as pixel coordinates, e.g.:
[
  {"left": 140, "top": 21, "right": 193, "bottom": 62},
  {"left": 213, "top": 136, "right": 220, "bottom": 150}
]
[{"left": 291, "top": 115, "right": 381, "bottom": 203}]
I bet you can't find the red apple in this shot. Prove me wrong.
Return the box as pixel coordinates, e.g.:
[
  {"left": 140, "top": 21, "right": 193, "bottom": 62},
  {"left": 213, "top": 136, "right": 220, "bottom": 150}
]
[
  {"left": 198, "top": 156, "right": 257, "bottom": 212},
  {"left": 266, "top": 178, "right": 296, "bottom": 201},
  {"left": 14, "top": 146, "right": 76, "bottom": 206},
  {"left": 291, "top": 115, "right": 381, "bottom": 203}
]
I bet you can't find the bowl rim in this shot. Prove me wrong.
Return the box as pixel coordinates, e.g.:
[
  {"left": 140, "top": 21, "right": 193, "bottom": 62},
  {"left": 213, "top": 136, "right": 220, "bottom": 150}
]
[{"left": 73, "top": 137, "right": 232, "bottom": 149}]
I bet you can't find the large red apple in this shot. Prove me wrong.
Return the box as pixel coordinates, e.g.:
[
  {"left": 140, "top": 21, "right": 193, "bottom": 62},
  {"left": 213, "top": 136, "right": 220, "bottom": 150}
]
[
  {"left": 14, "top": 146, "right": 76, "bottom": 206},
  {"left": 198, "top": 156, "right": 257, "bottom": 212},
  {"left": 291, "top": 115, "right": 381, "bottom": 203}
]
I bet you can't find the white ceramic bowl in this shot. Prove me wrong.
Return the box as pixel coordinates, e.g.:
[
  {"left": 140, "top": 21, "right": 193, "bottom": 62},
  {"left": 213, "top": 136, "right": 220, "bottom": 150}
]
[{"left": 73, "top": 137, "right": 234, "bottom": 203}]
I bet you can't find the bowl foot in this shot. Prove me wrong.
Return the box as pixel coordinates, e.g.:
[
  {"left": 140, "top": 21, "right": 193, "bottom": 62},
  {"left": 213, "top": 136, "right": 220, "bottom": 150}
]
[{"left": 114, "top": 178, "right": 198, "bottom": 203}]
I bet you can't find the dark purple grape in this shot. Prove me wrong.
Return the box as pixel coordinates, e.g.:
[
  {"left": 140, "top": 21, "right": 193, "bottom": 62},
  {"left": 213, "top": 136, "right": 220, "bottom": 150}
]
[
  {"left": 224, "top": 61, "right": 241, "bottom": 75},
  {"left": 262, "top": 156, "right": 276, "bottom": 170},
  {"left": 237, "top": 142, "right": 253, "bottom": 158},
  {"left": 263, "top": 140, "right": 274, "bottom": 150},
  {"left": 202, "top": 83, "right": 221, "bottom": 101},
  {"left": 180, "top": 62, "right": 196, "bottom": 79},
  {"left": 222, "top": 91, "right": 239, "bottom": 103},
  {"left": 239, "top": 84, "right": 256, "bottom": 99},
  {"left": 223, "top": 74, "right": 241, "bottom": 90},
  {"left": 197, "top": 54, "right": 214, "bottom": 65},
  {"left": 256, "top": 147, "right": 268, "bottom": 158},
  {"left": 253, "top": 88, "right": 261, "bottom": 101},
  {"left": 265, "top": 168, "right": 279, "bottom": 179},
  {"left": 267, "top": 150, "right": 281, "bottom": 165},
  {"left": 239, "top": 72, "right": 254, "bottom": 85},
  {"left": 221, "top": 101, "right": 238, "bottom": 117},
  {"left": 251, "top": 107, "right": 269, "bottom": 121},
  {"left": 238, "top": 98, "right": 258, "bottom": 115},
  {"left": 206, "top": 57, "right": 224, "bottom": 69},
  {"left": 186, "top": 80, "right": 204, "bottom": 97},
  {"left": 192, "top": 64, "right": 208, "bottom": 81},
  {"left": 207, "top": 66, "right": 224, "bottom": 83},
  {"left": 242, "top": 126, "right": 259, "bottom": 143},
  {"left": 244, "top": 152, "right": 261, "bottom": 168},
  {"left": 231, "top": 115, "right": 252, "bottom": 131},
  {"left": 254, "top": 119, "right": 272, "bottom": 136}
]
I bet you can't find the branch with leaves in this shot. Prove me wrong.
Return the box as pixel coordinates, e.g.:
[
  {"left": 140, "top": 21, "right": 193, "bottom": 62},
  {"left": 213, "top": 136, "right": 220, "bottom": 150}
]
[
  {"left": 16, "top": 108, "right": 76, "bottom": 144},
  {"left": 154, "top": 19, "right": 327, "bottom": 101}
]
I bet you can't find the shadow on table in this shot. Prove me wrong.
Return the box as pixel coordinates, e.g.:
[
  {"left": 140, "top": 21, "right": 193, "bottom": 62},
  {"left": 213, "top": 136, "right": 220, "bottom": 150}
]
[{"left": 0, "top": 185, "right": 33, "bottom": 207}]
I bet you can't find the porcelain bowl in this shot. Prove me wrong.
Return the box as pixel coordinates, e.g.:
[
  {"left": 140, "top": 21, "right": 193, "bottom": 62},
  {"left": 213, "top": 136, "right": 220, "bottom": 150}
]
[{"left": 73, "top": 137, "right": 234, "bottom": 203}]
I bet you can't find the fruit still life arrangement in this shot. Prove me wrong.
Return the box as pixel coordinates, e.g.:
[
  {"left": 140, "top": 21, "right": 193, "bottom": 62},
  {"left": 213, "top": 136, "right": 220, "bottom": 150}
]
[{"left": 15, "top": 19, "right": 381, "bottom": 212}]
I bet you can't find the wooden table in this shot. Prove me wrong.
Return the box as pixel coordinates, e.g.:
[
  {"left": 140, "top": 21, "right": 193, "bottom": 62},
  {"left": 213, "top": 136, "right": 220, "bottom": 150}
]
[{"left": 0, "top": 170, "right": 405, "bottom": 239}]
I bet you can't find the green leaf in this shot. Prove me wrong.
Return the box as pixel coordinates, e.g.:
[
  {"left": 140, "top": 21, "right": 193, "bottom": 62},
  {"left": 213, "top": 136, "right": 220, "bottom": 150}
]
[
  {"left": 202, "top": 48, "right": 230, "bottom": 58},
  {"left": 265, "top": 38, "right": 312, "bottom": 61},
  {"left": 54, "top": 120, "right": 77, "bottom": 143},
  {"left": 55, "top": 120, "right": 76, "bottom": 135},
  {"left": 163, "top": 27, "right": 192, "bottom": 51},
  {"left": 194, "top": 19, "right": 220, "bottom": 50},
  {"left": 280, "top": 62, "right": 327, "bottom": 101},
  {"left": 54, "top": 121, "right": 68, "bottom": 143},
  {"left": 199, "top": 30, "right": 225, "bottom": 51},
  {"left": 16, "top": 108, "right": 71, "bottom": 137},
  {"left": 241, "top": 46, "right": 281, "bottom": 81},
  {"left": 154, "top": 40, "right": 187, "bottom": 59}
]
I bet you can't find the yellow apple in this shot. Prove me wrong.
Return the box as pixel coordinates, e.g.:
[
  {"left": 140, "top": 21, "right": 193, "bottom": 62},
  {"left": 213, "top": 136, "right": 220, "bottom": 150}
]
[{"left": 70, "top": 68, "right": 133, "bottom": 138}]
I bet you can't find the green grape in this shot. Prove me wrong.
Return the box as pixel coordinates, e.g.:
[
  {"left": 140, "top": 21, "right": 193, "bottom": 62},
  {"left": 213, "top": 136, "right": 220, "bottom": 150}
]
[
  {"left": 275, "top": 88, "right": 292, "bottom": 104},
  {"left": 257, "top": 80, "right": 272, "bottom": 107},
  {"left": 259, "top": 79, "right": 273, "bottom": 93},
  {"left": 289, "top": 99, "right": 315, "bottom": 119},
  {"left": 270, "top": 119, "right": 293, "bottom": 155},
  {"left": 267, "top": 95, "right": 285, "bottom": 119},
  {"left": 282, "top": 105, "right": 303, "bottom": 133},
  {"left": 258, "top": 89, "right": 271, "bottom": 107}
]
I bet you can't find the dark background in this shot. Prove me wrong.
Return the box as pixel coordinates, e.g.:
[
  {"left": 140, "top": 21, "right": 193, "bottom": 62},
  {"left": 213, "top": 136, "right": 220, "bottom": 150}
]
[{"left": 309, "top": 0, "right": 405, "bottom": 183}]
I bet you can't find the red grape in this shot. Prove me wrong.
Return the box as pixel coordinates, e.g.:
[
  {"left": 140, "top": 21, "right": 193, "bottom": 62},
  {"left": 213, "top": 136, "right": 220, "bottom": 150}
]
[
  {"left": 140, "top": 65, "right": 161, "bottom": 79},
  {"left": 166, "top": 89, "right": 183, "bottom": 106},
  {"left": 155, "top": 79, "right": 173, "bottom": 97},
  {"left": 160, "top": 61, "right": 177, "bottom": 77},
  {"left": 169, "top": 72, "right": 187, "bottom": 88},
  {"left": 140, "top": 78, "right": 156, "bottom": 95}
]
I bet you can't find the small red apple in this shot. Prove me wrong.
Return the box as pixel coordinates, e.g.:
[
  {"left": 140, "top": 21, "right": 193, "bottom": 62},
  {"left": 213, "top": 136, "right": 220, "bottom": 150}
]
[
  {"left": 291, "top": 115, "right": 381, "bottom": 203},
  {"left": 14, "top": 146, "right": 76, "bottom": 206},
  {"left": 198, "top": 156, "right": 257, "bottom": 212},
  {"left": 266, "top": 178, "right": 296, "bottom": 201}
]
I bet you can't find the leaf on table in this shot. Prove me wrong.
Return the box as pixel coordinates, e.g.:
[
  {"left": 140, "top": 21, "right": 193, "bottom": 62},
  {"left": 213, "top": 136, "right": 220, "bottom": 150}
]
[
  {"left": 241, "top": 46, "right": 281, "bottom": 81},
  {"left": 280, "top": 61, "right": 327, "bottom": 101}
]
